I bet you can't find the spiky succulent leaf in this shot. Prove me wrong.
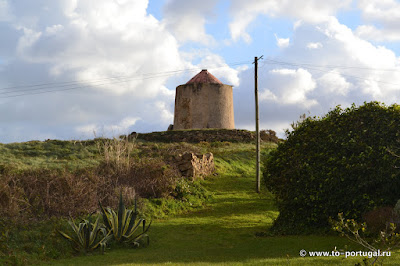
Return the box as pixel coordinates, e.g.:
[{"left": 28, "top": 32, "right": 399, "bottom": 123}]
[
  {"left": 126, "top": 209, "right": 137, "bottom": 234},
  {"left": 59, "top": 216, "right": 110, "bottom": 253},
  {"left": 124, "top": 219, "right": 142, "bottom": 239},
  {"left": 58, "top": 229, "right": 80, "bottom": 250},
  {"left": 99, "top": 201, "right": 112, "bottom": 230},
  {"left": 99, "top": 194, "right": 151, "bottom": 246},
  {"left": 90, "top": 216, "right": 101, "bottom": 246},
  {"left": 117, "top": 192, "right": 125, "bottom": 238},
  {"left": 85, "top": 218, "right": 91, "bottom": 249}
]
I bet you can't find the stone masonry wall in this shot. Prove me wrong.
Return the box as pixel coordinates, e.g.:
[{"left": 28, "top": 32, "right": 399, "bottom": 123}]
[
  {"left": 173, "top": 83, "right": 234, "bottom": 130},
  {"left": 174, "top": 152, "right": 215, "bottom": 180},
  {"left": 132, "top": 129, "right": 280, "bottom": 144}
]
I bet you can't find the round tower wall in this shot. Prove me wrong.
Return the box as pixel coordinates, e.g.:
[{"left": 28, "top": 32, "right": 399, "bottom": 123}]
[{"left": 173, "top": 83, "right": 234, "bottom": 130}]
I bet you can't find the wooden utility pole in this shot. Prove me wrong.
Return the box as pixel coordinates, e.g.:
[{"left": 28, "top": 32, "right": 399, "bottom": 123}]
[{"left": 254, "top": 56, "right": 263, "bottom": 193}]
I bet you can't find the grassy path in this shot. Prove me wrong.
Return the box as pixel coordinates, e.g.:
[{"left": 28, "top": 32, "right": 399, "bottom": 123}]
[{"left": 49, "top": 167, "right": 400, "bottom": 265}]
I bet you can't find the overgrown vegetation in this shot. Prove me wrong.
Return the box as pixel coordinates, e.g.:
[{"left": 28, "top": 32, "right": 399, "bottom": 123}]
[
  {"left": 264, "top": 102, "right": 400, "bottom": 234},
  {"left": 53, "top": 141, "right": 392, "bottom": 266},
  {"left": 2, "top": 136, "right": 400, "bottom": 265},
  {"left": 0, "top": 168, "right": 122, "bottom": 219},
  {"left": 1, "top": 138, "right": 257, "bottom": 264},
  {"left": 0, "top": 139, "right": 210, "bottom": 220}
]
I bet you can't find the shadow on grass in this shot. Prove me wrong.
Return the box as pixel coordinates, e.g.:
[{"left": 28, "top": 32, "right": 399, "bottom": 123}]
[
  {"left": 48, "top": 159, "right": 357, "bottom": 265},
  {"left": 50, "top": 182, "right": 354, "bottom": 266},
  {"left": 50, "top": 221, "right": 356, "bottom": 266},
  {"left": 182, "top": 197, "right": 278, "bottom": 220}
]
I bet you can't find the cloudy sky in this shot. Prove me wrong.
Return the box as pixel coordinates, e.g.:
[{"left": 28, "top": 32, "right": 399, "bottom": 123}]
[{"left": 1, "top": 0, "right": 400, "bottom": 143}]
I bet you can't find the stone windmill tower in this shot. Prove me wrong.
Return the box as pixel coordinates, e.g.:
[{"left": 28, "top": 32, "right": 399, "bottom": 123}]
[{"left": 173, "top": 69, "right": 235, "bottom": 130}]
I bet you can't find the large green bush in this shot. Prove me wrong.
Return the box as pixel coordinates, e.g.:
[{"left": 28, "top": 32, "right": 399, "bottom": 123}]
[{"left": 264, "top": 102, "right": 400, "bottom": 234}]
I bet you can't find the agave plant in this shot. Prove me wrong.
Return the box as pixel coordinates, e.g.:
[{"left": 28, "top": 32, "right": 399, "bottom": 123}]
[
  {"left": 58, "top": 215, "right": 111, "bottom": 254},
  {"left": 99, "top": 193, "right": 151, "bottom": 246}
]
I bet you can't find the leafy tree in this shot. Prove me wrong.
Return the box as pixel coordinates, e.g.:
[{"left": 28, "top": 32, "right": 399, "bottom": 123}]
[{"left": 264, "top": 102, "right": 400, "bottom": 234}]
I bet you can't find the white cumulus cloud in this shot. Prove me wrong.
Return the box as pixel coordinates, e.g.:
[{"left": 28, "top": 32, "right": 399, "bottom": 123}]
[
  {"left": 275, "top": 34, "right": 290, "bottom": 48},
  {"left": 0, "top": 0, "right": 187, "bottom": 142},
  {"left": 307, "top": 42, "right": 323, "bottom": 49},
  {"left": 228, "top": 0, "right": 352, "bottom": 42},
  {"left": 357, "top": 0, "right": 400, "bottom": 42},
  {"left": 262, "top": 68, "right": 317, "bottom": 107},
  {"left": 0, "top": 0, "right": 13, "bottom": 22},
  {"left": 76, "top": 116, "right": 139, "bottom": 137},
  {"left": 317, "top": 72, "right": 351, "bottom": 96},
  {"left": 233, "top": 16, "right": 400, "bottom": 137},
  {"left": 356, "top": 25, "right": 400, "bottom": 42},
  {"left": 162, "top": 0, "right": 217, "bottom": 45}
]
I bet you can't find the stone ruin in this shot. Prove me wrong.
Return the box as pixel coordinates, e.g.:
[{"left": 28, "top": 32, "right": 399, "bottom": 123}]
[
  {"left": 173, "top": 69, "right": 234, "bottom": 130},
  {"left": 174, "top": 152, "right": 215, "bottom": 180}
]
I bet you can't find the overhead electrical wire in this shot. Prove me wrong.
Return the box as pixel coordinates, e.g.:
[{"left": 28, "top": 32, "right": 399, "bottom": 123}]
[
  {"left": 0, "top": 60, "right": 252, "bottom": 99},
  {"left": 0, "top": 60, "right": 252, "bottom": 91},
  {"left": 262, "top": 58, "right": 400, "bottom": 72},
  {"left": 0, "top": 68, "right": 198, "bottom": 94},
  {"left": 1, "top": 58, "right": 400, "bottom": 99},
  {"left": 0, "top": 71, "right": 194, "bottom": 95},
  {"left": 260, "top": 58, "right": 400, "bottom": 87}
]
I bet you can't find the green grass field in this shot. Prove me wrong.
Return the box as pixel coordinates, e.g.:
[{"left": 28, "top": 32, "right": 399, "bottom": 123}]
[
  {"left": 0, "top": 139, "right": 100, "bottom": 171},
  {"left": 42, "top": 141, "right": 399, "bottom": 266}
]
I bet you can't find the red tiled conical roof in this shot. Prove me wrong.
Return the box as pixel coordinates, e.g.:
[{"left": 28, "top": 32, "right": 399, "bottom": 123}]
[{"left": 186, "top": 69, "right": 223, "bottom": 84}]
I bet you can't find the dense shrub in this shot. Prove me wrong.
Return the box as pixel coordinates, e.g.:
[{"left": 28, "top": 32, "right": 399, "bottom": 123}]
[
  {"left": 0, "top": 157, "right": 183, "bottom": 220},
  {"left": 260, "top": 129, "right": 280, "bottom": 143},
  {"left": 0, "top": 168, "right": 127, "bottom": 219},
  {"left": 127, "top": 158, "right": 179, "bottom": 198},
  {"left": 264, "top": 102, "right": 400, "bottom": 234}
]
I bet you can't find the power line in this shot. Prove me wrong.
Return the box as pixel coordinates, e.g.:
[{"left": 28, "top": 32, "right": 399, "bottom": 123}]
[
  {"left": 0, "top": 70, "right": 205, "bottom": 98},
  {"left": 0, "top": 69, "right": 194, "bottom": 94},
  {"left": 0, "top": 61, "right": 252, "bottom": 98},
  {"left": 2, "top": 58, "right": 400, "bottom": 99},
  {"left": 0, "top": 60, "right": 251, "bottom": 91},
  {"left": 263, "top": 58, "right": 400, "bottom": 72},
  {"left": 0, "top": 71, "right": 192, "bottom": 95},
  {"left": 262, "top": 58, "right": 400, "bottom": 87},
  {"left": 0, "top": 67, "right": 206, "bottom": 92}
]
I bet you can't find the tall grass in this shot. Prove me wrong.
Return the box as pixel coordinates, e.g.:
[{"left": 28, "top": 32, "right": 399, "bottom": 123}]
[{"left": 95, "top": 137, "right": 135, "bottom": 172}]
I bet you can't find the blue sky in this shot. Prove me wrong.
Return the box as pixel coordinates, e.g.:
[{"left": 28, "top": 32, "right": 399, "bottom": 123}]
[{"left": 1, "top": 0, "right": 400, "bottom": 142}]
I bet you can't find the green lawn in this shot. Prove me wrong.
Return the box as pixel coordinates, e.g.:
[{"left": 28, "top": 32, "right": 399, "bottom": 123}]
[{"left": 47, "top": 149, "right": 399, "bottom": 266}]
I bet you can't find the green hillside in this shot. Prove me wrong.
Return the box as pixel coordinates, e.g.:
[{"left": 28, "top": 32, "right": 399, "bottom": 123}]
[{"left": 1, "top": 138, "right": 398, "bottom": 265}]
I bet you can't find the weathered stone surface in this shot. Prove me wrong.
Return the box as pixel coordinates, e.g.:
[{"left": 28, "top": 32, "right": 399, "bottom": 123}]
[
  {"left": 174, "top": 152, "right": 215, "bottom": 180},
  {"left": 173, "top": 71, "right": 235, "bottom": 130}
]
